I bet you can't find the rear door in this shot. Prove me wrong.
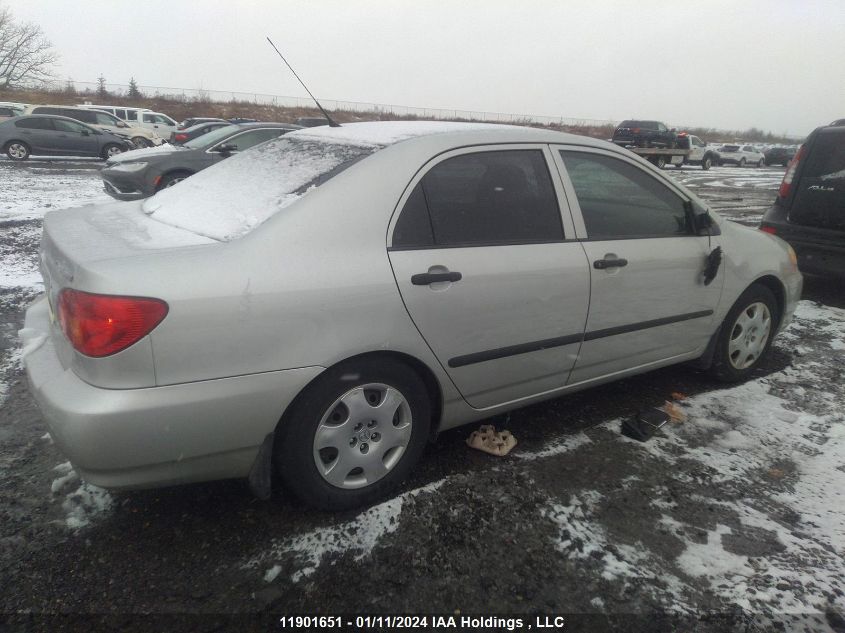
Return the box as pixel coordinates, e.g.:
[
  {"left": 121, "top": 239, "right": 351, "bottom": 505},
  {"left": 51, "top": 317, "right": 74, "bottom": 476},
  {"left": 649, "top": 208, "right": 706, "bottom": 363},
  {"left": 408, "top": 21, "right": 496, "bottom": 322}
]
[
  {"left": 789, "top": 128, "right": 845, "bottom": 232},
  {"left": 387, "top": 145, "right": 590, "bottom": 409},
  {"left": 554, "top": 146, "right": 723, "bottom": 384},
  {"left": 13, "top": 117, "right": 58, "bottom": 154}
]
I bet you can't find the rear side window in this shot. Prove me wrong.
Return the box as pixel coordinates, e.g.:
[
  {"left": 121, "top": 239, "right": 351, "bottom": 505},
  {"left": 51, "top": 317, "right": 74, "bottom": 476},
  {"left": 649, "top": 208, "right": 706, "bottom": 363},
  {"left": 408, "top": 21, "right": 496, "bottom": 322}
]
[
  {"left": 126, "top": 110, "right": 138, "bottom": 121},
  {"left": 32, "top": 106, "right": 60, "bottom": 115},
  {"left": 803, "top": 131, "right": 845, "bottom": 180},
  {"left": 560, "top": 151, "right": 691, "bottom": 239},
  {"left": 393, "top": 150, "right": 563, "bottom": 248},
  {"left": 0, "top": 107, "right": 13, "bottom": 116},
  {"left": 15, "top": 117, "right": 53, "bottom": 130},
  {"left": 68, "top": 109, "right": 97, "bottom": 124}
]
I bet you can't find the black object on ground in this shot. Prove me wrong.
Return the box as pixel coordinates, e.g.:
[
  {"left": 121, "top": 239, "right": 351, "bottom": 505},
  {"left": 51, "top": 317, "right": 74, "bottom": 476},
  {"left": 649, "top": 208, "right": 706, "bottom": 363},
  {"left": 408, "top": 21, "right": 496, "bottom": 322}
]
[{"left": 622, "top": 408, "right": 670, "bottom": 442}]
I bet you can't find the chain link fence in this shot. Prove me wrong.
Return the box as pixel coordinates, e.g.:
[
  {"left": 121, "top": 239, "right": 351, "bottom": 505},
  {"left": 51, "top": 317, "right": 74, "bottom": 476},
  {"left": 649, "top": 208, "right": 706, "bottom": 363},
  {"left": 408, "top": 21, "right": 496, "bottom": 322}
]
[{"left": 46, "top": 80, "right": 617, "bottom": 129}]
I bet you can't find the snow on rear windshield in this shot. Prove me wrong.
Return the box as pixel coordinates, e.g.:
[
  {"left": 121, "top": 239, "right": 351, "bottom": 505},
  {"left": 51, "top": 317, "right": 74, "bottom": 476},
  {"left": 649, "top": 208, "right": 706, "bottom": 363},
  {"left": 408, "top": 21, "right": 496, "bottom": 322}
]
[{"left": 141, "top": 136, "right": 377, "bottom": 241}]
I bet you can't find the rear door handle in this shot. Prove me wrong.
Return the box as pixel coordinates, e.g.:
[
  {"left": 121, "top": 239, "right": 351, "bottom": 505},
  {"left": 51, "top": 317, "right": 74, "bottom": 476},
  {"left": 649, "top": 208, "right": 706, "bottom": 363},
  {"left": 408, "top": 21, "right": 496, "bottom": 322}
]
[
  {"left": 594, "top": 258, "right": 628, "bottom": 270},
  {"left": 411, "top": 271, "right": 462, "bottom": 285}
]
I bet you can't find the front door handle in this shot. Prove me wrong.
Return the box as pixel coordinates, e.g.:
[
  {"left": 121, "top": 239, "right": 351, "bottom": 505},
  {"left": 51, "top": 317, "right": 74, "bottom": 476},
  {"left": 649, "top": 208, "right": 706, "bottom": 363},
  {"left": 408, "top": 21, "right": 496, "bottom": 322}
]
[
  {"left": 594, "top": 257, "right": 628, "bottom": 270},
  {"left": 411, "top": 271, "right": 462, "bottom": 285}
]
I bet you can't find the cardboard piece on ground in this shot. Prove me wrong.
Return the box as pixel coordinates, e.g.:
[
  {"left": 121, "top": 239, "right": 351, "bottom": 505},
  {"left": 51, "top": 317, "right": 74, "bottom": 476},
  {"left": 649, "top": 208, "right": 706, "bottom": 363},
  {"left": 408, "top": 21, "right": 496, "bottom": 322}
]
[{"left": 466, "top": 424, "right": 517, "bottom": 456}]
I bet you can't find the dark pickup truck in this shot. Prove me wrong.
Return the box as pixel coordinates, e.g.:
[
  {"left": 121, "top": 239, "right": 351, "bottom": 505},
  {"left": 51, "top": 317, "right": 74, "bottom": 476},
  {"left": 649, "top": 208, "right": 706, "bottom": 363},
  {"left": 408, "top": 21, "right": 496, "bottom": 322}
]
[{"left": 612, "top": 120, "right": 677, "bottom": 149}]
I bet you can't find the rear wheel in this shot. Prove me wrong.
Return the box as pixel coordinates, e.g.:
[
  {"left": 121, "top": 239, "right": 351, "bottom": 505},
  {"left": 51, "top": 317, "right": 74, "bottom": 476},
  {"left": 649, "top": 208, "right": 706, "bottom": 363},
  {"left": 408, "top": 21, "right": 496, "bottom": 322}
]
[
  {"left": 654, "top": 155, "right": 667, "bottom": 169},
  {"left": 738, "top": 158, "right": 746, "bottom": 167},
  {"left": 710, "top": 284, "right": 779, "bottom": 382},
  {"left": 276, "top": 358, "right": 432, "bottom": 510},
  {"left": 756, "top": 159, "right": 764, "bottom": 168},
  {"left": 101, "top": 144, "right": 123, "bottom": 159},
  {"left": 5, "top": 141, "right": 29, "bottom": 160},
  {"left": 702, "top": 156, "right": 712, "bottom": 170}
]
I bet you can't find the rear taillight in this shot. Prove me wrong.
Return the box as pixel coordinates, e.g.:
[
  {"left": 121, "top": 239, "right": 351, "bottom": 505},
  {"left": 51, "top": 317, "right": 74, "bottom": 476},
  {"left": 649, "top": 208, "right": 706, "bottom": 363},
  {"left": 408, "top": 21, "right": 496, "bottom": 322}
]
[
  {"left": 632, "top": 128, "right": 641, "bottom": 134},
  {"left": 57, "top": 289, "right": 168, "bottom": 357},
  {"left": 778, "top": 145, "right": 806, "bottom": 199},
  {"left": 759, "top": 225, "right": 777, "bottom": 235},
  {"left": 174, "top": 133, "right": 188, "bottom": 142}
]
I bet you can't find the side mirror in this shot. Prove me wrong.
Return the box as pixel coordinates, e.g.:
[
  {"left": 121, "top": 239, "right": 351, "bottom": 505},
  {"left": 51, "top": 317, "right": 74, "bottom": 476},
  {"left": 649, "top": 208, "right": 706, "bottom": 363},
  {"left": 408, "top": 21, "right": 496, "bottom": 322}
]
[
  {"left": 118, "top": 121, "right": 128, "bottom": 128},
  {"left": 215, "top": 143, "right": 237, "bottom": 154},
  {"left": 695, "top": 211, "right": 721, "bottom": 236}
]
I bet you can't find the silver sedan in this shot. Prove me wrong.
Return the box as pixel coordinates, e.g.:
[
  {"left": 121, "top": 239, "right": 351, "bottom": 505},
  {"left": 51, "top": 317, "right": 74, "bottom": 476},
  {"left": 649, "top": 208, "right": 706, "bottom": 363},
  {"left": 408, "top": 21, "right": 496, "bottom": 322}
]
[{"left": 23, "top": 122, "right": 802, "bottom": 510}]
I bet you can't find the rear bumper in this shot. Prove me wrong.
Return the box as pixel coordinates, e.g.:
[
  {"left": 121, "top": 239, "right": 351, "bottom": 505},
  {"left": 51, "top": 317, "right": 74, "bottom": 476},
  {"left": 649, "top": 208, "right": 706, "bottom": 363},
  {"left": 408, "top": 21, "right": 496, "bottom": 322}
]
[
  {"left": 761, "top": 215, "right": 845, "bottom": 277},
  {"left": 23, "top": 297, "right": 324, "bottom": 490}
]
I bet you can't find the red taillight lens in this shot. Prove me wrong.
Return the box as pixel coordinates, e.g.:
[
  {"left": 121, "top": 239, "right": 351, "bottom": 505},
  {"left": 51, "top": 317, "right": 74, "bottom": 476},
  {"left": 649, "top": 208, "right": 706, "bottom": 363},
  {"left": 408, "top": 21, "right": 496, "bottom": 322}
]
[
  {"left": 778, "top": 145, "right": 806, "bottom": 198},
  {"left": 57, "top": 289, "right": 168, "bottom": 357},
  {"left": 632, "top": 128, "right": 641, "bottom": 134},
  {"left": 759, "top": 225, "right": 777, "bottom": 235},
  {"left": 175, "top": 133, "right": 188, "bottom": 142}
]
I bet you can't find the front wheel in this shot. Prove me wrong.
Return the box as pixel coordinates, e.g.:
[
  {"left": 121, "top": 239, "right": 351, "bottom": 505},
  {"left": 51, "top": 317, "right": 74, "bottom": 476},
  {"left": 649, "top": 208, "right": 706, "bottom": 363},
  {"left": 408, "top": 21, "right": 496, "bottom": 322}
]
[
  {"left": 156, "top": 171, "right": 191, "bottom": 190},
  {"left": 710, "top": 284, "right": 779, "bottom": 382},
  {"left": 738, "top": 158, "right": 746, "bottom": 167},
  {"left": 101, "top": 144, "right": 124, "bottom": 159},
  {"left": 756, "top": 159, "right": 764, "bottom": 168},
  {"left": 275, "top": 358, "right": 432, "bottom": 511},
  {"left": 5, "top": 141, "right": 30, "bottom": 160}
]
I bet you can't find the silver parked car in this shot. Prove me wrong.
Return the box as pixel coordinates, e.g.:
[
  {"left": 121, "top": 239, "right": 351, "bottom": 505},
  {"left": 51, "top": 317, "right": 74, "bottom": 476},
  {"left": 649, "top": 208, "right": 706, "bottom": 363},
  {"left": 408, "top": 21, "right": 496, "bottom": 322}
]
[{"left": 23, "top": 122, "right": 802, "bottom": 510}]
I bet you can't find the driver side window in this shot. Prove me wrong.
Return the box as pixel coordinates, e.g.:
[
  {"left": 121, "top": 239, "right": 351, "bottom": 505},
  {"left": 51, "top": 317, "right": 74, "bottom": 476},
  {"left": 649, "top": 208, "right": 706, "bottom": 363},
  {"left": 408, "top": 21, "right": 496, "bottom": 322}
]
[{"left": 560, "top": 151, "right": 693, "bottom": 239}]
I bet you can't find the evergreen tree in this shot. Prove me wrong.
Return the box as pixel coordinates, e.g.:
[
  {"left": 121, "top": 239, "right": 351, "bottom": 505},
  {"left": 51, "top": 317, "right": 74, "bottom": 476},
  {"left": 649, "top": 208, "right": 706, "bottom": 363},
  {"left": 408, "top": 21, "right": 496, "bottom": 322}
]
[
  {"left": 127, "top": 77, "right": 142, "bottom": 99},
  {"left": 96, "top": 74, "right": 108, "bottom": 99}
]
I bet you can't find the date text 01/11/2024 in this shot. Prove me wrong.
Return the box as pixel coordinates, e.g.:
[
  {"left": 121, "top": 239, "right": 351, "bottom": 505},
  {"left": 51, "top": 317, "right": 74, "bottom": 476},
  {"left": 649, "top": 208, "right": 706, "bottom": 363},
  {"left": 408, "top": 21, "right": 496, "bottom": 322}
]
[{"left": 277, "top": 615, "right": 568, "bottom": 630}]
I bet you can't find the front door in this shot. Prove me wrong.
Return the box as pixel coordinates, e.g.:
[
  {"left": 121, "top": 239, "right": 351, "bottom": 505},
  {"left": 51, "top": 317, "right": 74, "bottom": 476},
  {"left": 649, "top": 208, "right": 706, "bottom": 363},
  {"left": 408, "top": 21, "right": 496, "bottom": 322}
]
[
  {"left": 51, "top": 119, "right": 99, "bottom": 156},
  {"left": 387, "top": 146, "right": 590, "bottom": 409},
  {"left": 554, "top": 147, "right": 723, "bottom": 384}
]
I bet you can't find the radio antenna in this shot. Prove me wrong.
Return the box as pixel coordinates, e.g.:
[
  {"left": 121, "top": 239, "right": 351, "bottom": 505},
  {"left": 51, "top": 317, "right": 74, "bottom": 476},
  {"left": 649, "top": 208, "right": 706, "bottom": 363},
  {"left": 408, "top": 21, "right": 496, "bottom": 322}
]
[{"left": 266, "top": 37, "right": 340, "bottom": 127}]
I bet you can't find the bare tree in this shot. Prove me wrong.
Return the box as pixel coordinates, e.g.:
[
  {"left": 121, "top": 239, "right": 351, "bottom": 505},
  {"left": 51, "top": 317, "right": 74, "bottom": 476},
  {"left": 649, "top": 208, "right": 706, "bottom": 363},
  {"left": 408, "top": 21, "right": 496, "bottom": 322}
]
[{"left": 0, "top": 4, "right": 58, "bottom": 88}]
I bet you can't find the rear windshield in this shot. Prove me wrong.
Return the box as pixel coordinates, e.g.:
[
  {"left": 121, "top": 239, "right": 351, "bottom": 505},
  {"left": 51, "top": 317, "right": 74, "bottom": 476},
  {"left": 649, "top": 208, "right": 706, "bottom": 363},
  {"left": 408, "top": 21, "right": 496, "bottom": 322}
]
[
  {"left": 721, "top": 145, "right": 740, "bottom": 152},
  {"left": 142, "top": 136, "right": 378, "bottom": 241},
  {"left": 803, "top": 131, "right": 845, "bottom": 179}
]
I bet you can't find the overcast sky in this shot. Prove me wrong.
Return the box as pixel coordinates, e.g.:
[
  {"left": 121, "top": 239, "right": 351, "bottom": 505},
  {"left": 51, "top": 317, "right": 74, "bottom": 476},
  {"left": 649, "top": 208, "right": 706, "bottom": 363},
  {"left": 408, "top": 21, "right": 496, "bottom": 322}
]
[{"left": 5, "top": 0, "right": 844, "bottom": 137}]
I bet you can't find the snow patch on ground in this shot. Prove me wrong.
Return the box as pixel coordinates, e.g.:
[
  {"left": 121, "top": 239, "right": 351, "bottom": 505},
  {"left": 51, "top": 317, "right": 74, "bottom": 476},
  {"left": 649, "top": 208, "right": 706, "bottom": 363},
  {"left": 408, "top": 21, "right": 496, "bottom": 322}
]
[
  {"left": 247, "top": 480, "right": 446, "bottom": 583},
  {"left": 61, "top": 481, "right": 114, "bottom": 529},
  {"left": 519, "top": 431, "right": 591, "bottom": 460},
  {"left": 49, "top": 462, "right": 113, "bottom": 529}
]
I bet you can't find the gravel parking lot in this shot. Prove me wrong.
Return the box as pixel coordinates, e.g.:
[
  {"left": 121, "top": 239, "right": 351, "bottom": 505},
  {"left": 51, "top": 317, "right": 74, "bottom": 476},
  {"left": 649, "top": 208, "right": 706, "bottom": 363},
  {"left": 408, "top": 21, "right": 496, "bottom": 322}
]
[{"left": 1, "top": 157, "right": 843, "bottom": 633}]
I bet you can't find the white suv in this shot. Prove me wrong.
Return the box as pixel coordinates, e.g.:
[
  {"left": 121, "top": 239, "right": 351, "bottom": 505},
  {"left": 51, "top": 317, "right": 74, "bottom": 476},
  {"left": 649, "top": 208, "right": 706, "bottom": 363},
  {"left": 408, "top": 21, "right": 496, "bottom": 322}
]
[{"left": 79, "top": 105, "right": 177, "bottom": 140}]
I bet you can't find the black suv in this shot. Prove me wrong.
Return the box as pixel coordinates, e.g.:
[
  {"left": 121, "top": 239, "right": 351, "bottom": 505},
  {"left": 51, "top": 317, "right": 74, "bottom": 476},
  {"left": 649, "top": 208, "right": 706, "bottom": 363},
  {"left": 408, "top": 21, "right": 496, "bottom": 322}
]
[
  {"left": 612, "top": 120, "right": 677, "bottom": 148},
  {"left": 763, "top": 146, "right": 796, "bottom": 166},
  {"left": 760, "top": 122, "right": 845, "bottom": 276}
]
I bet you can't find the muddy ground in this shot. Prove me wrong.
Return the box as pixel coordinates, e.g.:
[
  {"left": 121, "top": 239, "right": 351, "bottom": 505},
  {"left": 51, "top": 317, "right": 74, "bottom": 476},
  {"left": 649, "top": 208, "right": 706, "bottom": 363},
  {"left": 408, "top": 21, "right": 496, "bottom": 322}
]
[{"left": 1, "top": 158, "right": 843, "bottom": 633}]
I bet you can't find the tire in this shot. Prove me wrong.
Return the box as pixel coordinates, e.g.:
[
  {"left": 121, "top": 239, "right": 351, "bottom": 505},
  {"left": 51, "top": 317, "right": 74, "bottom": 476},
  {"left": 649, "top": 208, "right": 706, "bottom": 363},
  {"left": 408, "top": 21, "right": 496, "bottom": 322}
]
[
  {"left": 156, "top": 171, "right": 191, "bottom": 190},
  {"left": 101, "top": 144, "right": 124, "bottom": 159},
  {"left": 710, "top": 284, "right": 779, "bottom": 383},
  {"left": 275, "top": 357, "right": 432, "bottom": 511},
  {"left": 5, "top": 141, "right": 30, "bottom": 160},
  {"left": 756, "top": 159, "right": 764, "bottom": 168},
  {"left": 702, "top": 156, "right": 712, "bottom": 171},
  {"left": 131, "top": 136, "right": 151, "bottom": 149},
  {"left": 738, "top": 158, "right": 746, "bottom": 168},
  {"left": 655, "top": 156, "right": 667, "bottom": 169}
]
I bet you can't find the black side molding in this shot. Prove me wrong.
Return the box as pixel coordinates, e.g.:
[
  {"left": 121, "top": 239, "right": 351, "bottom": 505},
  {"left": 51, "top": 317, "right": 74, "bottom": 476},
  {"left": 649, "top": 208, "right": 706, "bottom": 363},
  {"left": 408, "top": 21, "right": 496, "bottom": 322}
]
[{"left": 447, "top": 310, "right": 715, "bottom": 368}]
